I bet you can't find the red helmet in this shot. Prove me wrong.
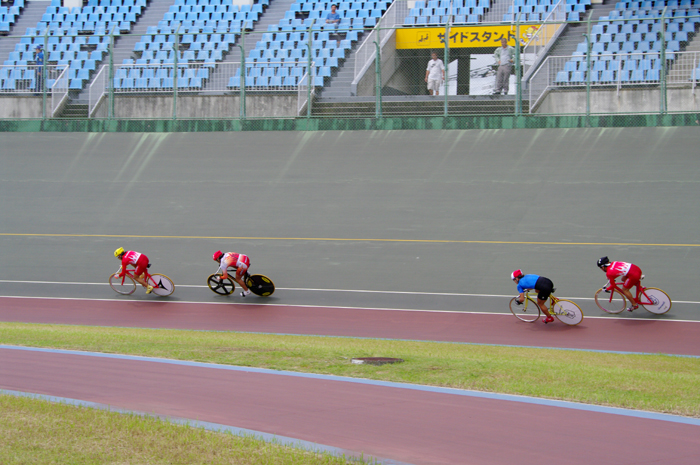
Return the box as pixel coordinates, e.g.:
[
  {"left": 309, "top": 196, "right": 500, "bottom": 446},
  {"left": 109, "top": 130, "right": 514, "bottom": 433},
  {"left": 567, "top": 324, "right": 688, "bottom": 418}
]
[
  {"left": 511, "top": 269, "right": 523, "bottom": 281},
  {"left": 213, "top": 250, "right": 223, "bottom": 261}
]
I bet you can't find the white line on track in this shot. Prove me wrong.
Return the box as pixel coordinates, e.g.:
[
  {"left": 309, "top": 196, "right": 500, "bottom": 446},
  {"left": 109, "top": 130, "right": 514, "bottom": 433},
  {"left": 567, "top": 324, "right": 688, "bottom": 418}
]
[
  {"left": 2, "top": 278, "right": 699, "bottom": 304},
  {"left": 1, "top": 294, "right": 699, "bottom": 323}
]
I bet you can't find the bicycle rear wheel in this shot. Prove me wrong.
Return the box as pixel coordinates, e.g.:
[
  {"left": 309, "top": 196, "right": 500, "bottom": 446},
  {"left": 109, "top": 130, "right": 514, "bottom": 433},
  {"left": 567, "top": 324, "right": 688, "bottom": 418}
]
[
  {"left": 148, "top": 273, "right": 175, "bottom": 297},
  {"left": 640, "top": 287, "right": 672, "bottom": 315},
  {"left": 109, "top": 273, "right": 136, "bottom": 295},
  {"left": 246, "top": 274, "right": 275, "bottom": 297},
  {"left": 553, "top": 299, "right": 584, "bottom": 326},
  {"left": 509, "top": 297, "right": 539, "bottom": 322},
  {"left": 207, "top": 274, "right": 235, "bottom": 295},
  {"left": 594, "top": 288, "right": 626, "bottom": 314}
]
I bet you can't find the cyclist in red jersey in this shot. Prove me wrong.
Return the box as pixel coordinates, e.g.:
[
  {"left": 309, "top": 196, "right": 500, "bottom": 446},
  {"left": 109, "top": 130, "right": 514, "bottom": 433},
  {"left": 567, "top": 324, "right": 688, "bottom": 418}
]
[
  {"left": 213, "top": 251, "right": 251, "bottom": 297},
  {"left": 114, "top": 247, "right": 153, "bottom": 294},
  {"left": 597, "top": 256, "right": 642, "bottom": 311}
]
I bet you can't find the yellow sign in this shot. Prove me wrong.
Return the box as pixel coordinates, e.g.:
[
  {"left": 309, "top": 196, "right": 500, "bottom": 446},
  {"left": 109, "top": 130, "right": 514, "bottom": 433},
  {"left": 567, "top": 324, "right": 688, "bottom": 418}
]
[{"left": 396, "top": 25, "right": 541, "bottom": 49}]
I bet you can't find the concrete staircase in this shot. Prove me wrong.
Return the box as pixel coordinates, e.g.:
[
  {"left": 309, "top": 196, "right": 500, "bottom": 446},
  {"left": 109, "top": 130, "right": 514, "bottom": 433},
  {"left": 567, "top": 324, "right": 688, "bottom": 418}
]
[
  {"left": 315, "top": 35, "right": 365, "bottom": 99},
  {"left": 71, "top": 0, "right": 174, "bottom": 104},
  {"left": 546, "top": 1, "right": 618, "bottom": 59},
  {"left": 111, "top": 0, "right": 174, "bottom": 66},
  {"left": 0, "top": 1, "right": 49, "bottom": 62},
  {"left": 205, "top": 0, "right": 296, "bottom": 91}
]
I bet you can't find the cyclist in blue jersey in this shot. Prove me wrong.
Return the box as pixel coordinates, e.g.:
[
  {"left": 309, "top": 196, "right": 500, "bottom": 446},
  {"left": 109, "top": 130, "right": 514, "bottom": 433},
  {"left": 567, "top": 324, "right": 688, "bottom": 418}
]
[{"left": 511, "top": 269, "right": 555, "bottom": 323}]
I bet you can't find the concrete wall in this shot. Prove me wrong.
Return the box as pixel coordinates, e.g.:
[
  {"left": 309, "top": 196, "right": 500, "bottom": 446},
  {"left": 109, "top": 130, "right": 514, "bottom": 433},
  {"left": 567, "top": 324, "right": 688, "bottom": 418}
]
[
  {"left": 91, "top": 93, "right": 299, "bottom": 119},
  {"left": 0, "top": 97, "right": 43, "bottom": 119},
  {"left": 355, "top": 33, "right": 400, "bottom": 97},
  {"left": 534, "top": 87, "right": 700, "bottom": 114}
]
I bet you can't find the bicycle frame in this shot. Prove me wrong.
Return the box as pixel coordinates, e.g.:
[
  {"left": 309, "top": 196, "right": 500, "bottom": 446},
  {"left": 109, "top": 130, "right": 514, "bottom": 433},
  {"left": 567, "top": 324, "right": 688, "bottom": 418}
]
[
  {"left": 603, "top": 279, "right": 653, "bottom": 305},
  {"left": 523, "top": 291, "right": 559, "bottom": 314},
  {"left": 115, "top": 265, "right": 152, "bottom": 284}
]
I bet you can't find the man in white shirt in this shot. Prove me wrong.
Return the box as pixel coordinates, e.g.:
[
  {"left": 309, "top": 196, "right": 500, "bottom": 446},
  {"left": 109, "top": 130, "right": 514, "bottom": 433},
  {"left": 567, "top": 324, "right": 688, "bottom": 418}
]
[
  {"left": 493, "top": 38, "right": 515, "bottom": 95},
  {"left": 424, "top": 51, "right": 445, "bottom": 96}
]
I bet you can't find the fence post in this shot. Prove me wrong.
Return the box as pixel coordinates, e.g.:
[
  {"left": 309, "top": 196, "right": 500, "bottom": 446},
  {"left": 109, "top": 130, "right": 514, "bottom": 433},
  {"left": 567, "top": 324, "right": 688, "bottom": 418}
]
[
  {"left": 307, "top": 21, "right": 314, "bottom": 118},
  {"left": 584, "top": 14, "right": 592, "bottom": 125},
  {"left": 374, "top": 39, "right": 382, "bottom": 118},
  {"left": 515, "top": 14, "right": 522, "bottom": 116},
  {"left": 109, "top": 27, "right": 115, "bottom": 119},
  {"left": 173, "top": 23, "right": 180, "bottom": 120},
  {"left": 237, "top": 31, "right": 246, "bottom": 120},
  {"left": 42, "top": 30, "right": 48, "bottom": 119},
  {"left": 443, "top": 20, "right": 449, "bottom": 116},
  {"left": 660, "top": 7, "right": 667, "bottom": 115}
]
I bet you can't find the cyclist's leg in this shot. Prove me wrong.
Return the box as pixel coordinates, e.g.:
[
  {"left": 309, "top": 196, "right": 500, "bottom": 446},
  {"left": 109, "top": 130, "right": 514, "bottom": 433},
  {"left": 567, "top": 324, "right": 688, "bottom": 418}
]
[
  {"left": 133, "top": 257, "right": 151, "bottom": 289},
  {"left": 622, "top": 265, "right": 642, "bottom": 308},
  {"left": 234, "top": 261, "right": 250, "bottom": 294},
  {"left": 535, "top": 277, "right": 554, "bottom": 318},
  {"left": 133, "top": 272, "right": 149, "bottom": 288}
]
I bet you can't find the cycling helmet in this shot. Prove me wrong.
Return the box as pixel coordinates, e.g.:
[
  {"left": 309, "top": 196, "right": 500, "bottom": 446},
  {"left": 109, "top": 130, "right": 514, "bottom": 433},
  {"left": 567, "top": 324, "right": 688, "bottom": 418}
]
[
  {"left": 213, "top": 250, "right": 223, "bottom": 262},
  {"left": 114, "top": 247, "right": 125, "bottom": 258},
  {"left": 597, "top": 256, "right": 610, "bottom": 269},
  {"left": 511, "top": 269, "right": 523, "bottom": 281}
]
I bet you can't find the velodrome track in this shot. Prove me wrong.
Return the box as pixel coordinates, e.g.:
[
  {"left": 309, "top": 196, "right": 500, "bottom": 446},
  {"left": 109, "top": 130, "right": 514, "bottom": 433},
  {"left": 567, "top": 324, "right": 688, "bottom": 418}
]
[{"left": 1, "top": 129, "right": 699, "bottom": 464}]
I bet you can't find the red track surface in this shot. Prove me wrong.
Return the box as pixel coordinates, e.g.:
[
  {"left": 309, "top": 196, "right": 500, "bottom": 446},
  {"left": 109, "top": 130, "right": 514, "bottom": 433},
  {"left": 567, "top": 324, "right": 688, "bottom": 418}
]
[
  {"left": 2, "top": 296, "right": 700, "bottom": 464},
  {"left": 1, "top": 296, "right": 699, "bottom": 355},
  {"left": 2, "top": 349, "right": 699, "bottom": 465}
]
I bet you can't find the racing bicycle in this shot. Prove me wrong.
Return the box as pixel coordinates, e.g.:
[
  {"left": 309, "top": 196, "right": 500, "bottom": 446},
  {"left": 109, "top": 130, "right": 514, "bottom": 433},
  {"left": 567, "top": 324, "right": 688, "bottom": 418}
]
[
  {"left": 594, "top": 276, "right": 671, "bottom": 315},
  {"left": 109, "top": 264, "right": 175, "bottom": 297},
  {"left": 509, "top": 290, "right": 584, "bottom": 325},
  {"left": 207, "top": 266, "right": 275, "bottom": 297}
]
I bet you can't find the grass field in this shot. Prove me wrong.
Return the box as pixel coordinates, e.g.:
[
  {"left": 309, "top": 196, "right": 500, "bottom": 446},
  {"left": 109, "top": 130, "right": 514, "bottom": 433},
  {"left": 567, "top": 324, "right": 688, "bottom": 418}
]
[{"left": 2, "top": 322, "right": 699, "bottom": 417}]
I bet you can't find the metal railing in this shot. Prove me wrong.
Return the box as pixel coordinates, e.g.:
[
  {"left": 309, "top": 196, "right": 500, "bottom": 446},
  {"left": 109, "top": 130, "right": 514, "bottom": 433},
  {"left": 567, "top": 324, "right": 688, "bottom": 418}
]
[
  {"left": 521, "top": 0, "right": 568, "bottom": 78},
  {"left": 50, "top": 66, "right": 69, "bottom": 117},
  {"left": 353, "top": 0, "right": 405, "bottom": 87},
  {"left": 89, "top": 65, "right": 107, "bottom": 117}
]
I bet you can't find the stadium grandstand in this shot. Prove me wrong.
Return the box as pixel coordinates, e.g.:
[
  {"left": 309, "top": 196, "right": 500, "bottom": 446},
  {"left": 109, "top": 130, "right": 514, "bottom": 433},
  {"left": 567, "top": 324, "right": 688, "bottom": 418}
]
[{"left": 0, "top": 0, "right": 698, "bottom": 119}]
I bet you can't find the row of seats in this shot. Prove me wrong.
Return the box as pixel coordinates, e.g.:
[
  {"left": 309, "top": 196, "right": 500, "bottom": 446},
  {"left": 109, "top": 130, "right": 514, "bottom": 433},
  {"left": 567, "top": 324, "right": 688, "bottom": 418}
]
[
  {"left": 8, "top": 0, "right": 145, "bottom": 90},
  {"left": 168, "top": 3, "right": 264, "bottom": 14},
  {"left": 294, "top": 1, "right": 391, "bottom": 11},
  {"left": 228, "top": 74, "right": 317, "bottom": 87},
  {"left": 0, "top": 0, "right": 25, "bottom": 34},
  {"left": 117, "top": 0, "right": 267, "bottom": 90},
  {"left": 411, "top": 0, "right": 490, "bottom": 8},
  {"left": 617, "top": 0, "right": 698, "bottom": 7},
  {"left": 113, "top": 76, "right": 207, "bottom": 89},
  {"left": 578, "top": 39, "right": 683, "bottom": 53},
  {"left": 162, "top": 10, "right": 259, "bottom": 22},
  {"left": 555, "top": 68, "right": 662, "bottom": 83},
  {"left": 558, "top": 2, "right": 699, "bottom": 85},
  {"left": 242, "top": 0, "right": 386, "bottom": 89},
  {"left": 564, "top": 56, "right": 665, "bottom": 71}
]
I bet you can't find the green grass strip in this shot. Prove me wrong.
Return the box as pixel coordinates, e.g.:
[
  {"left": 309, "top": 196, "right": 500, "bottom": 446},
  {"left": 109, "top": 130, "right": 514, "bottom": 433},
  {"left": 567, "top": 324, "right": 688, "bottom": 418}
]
[
  {"left": 0, "top": 394, "right": 368, "bottom": 465},
  {"left": 1, "top": 322, "right": 699, "bottom": 417}
]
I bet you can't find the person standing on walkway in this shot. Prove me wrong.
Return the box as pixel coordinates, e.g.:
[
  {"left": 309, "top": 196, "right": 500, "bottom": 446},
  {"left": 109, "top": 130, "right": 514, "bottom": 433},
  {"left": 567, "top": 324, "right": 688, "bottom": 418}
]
[
  {"left": 493, "top": 38, "right": 514, "bottom": 95},
  {"left": 425, "top": 51, "right": 445, "bottom": 96}
]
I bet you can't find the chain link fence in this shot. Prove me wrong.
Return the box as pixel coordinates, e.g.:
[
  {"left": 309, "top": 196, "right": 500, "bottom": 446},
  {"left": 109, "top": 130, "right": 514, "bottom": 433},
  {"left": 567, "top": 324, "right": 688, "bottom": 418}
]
[{"left": 1, "top": 0, "right": 699, "bottom": 122}]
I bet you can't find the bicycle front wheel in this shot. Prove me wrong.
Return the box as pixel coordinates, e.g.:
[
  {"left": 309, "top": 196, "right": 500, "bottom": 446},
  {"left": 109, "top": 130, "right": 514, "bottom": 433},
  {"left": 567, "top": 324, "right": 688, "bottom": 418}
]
[
  {"left": 594, "top": 288, "right": 626, "bottom": 314},
  {"left": 148, "top": 273, "right": 175, "bottom": 297},
  {"left": 207, "top": 274, "right": 234, "bottom": 295},
  {"left": 640, "top": 287, "right": 672, "bottom": 315},
  {"left": 509, "top": 297, "right": 540, "bottom": 323},
  {"left": 553, "top": 299, "right": 584, "bottom": 326},
  {"left": 109, "top": 273, "right": 136, "bottom": 295}
]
